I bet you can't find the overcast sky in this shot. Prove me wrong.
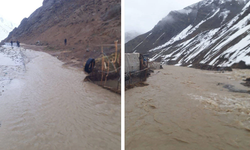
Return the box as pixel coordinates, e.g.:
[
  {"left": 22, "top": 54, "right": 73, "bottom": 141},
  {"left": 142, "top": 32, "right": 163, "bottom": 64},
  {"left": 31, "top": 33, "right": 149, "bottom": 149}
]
[
  {"left": 0, "top": 0, "right": 43, "bottom": 26},
  {"left": 125, "top": 0, "right": 202, "bottom": 34}
]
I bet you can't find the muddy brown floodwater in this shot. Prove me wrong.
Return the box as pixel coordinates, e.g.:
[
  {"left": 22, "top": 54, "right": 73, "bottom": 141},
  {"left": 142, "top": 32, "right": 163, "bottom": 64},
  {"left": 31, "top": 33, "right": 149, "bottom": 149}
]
[
  {"left": 0, "top": 48, "right": 120, "bottom": 150},
  {"left": 126, "top": 65, "right": 250, "bottom": 150}
]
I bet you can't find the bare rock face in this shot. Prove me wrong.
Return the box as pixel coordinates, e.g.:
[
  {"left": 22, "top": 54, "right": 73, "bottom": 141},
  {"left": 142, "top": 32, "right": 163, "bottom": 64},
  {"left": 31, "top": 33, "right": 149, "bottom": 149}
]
[{"left": 3, "top": 0, "right": 121, "bottom": 57}]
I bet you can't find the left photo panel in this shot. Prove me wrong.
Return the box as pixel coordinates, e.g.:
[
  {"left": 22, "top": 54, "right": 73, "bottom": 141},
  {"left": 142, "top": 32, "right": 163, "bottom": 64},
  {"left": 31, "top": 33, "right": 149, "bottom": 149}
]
[{"left": 0, "top": 0, "right": 121, "bottom": 149}]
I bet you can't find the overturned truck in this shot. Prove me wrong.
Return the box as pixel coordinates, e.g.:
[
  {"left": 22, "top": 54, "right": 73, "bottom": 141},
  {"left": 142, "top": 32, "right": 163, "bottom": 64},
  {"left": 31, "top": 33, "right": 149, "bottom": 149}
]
[{"left": 84, "top": 41, "right": 121, "bottom": 94}]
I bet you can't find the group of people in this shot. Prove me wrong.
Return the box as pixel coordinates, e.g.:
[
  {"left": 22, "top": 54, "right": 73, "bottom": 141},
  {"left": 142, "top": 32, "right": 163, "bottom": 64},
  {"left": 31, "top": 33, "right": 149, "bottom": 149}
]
[
  {"left": 10, "top": 41, "right": 20, "bottom": 47},
  {"left": 9, "top": 39, "right": 66, "bottom": 47}
]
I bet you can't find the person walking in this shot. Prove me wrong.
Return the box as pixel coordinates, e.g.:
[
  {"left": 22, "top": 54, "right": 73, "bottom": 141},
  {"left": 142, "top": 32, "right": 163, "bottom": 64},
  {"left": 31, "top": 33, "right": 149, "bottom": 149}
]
[
  {"left": 16, "top": 41, "right": 20, "bottom": 47},
  {"left": 64, "top": 38, "right": 67, "bottom": 46},
  {"left": 11, "top": 41, "right": 13, "bottom": 46}
]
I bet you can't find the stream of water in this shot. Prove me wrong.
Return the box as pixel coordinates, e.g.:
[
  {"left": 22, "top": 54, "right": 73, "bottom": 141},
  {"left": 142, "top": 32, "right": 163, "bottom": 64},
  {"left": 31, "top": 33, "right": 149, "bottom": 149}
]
[{"left": 0, "top": 46, "right": 120, "bottom": 150}]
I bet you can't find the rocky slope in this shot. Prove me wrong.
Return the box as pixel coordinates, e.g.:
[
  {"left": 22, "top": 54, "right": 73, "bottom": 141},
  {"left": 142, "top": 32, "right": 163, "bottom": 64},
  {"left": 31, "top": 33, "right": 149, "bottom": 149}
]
[
  {"left": 0, "top": 16, "right": 16, "bottom": 42},
  {"left": 2, "top": 0, "right": 121, "bottom": 67},
  {"left": 126, "top": 0, "right": 250, "bottom": 68}
]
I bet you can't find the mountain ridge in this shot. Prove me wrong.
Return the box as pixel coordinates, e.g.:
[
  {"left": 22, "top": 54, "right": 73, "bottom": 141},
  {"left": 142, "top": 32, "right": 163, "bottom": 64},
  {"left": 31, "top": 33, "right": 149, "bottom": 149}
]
[
  {"left": 1, "top": 0, "right": 121, "bottom": 67},
  {"left": 126, "top": 0, "right": 250, "bottom": 68}
]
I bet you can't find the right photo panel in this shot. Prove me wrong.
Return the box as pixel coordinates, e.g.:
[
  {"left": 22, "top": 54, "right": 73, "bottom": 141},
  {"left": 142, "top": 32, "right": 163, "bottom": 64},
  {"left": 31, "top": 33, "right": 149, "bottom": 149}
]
[{"left": 125, "top": 0, "right": 250, "bottom": 149}]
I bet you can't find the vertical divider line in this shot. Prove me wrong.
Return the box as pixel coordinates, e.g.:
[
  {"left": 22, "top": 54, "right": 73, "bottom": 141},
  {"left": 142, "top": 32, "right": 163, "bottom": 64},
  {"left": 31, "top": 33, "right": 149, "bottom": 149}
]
[{"left": 121, "top": 0, "right": 125, "bottom": 149}]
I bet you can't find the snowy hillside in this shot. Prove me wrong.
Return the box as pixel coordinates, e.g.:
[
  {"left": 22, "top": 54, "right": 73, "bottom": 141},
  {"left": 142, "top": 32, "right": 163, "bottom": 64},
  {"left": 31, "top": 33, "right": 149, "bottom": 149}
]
[
  {"left": 0, "top": 16, "right": 16, "bottom": 42},
  {"left": 126, "top": 0, "right": 250, "bottom": 68}
]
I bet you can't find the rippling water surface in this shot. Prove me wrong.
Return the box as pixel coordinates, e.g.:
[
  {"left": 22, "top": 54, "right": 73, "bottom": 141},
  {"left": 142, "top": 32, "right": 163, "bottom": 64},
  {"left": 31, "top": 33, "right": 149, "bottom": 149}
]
[
  {"left": 126, "top": 66, "right": 250, "bottom": 150},
  {"left": 0, "top": 47, "right": 120, "bottom": 150}
]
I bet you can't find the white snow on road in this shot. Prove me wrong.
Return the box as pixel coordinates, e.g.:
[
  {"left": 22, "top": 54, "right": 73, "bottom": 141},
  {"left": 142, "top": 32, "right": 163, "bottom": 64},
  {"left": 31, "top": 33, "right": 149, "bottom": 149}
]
[
  {"left": 0, "top": 53, "right": 17, "bottom": 65},
  {"left": 0, "top": 45, "right": 28, "bottom": 96}
]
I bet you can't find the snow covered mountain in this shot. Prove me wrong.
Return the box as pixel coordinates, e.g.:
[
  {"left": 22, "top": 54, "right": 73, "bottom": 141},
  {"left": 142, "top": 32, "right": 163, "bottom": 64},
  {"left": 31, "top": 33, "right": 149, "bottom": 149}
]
[
  {"left": 0, "top": 16, "right": 16, "bottom": 42},
  {"left": 126, "top": 0, "right": 250, "bottom": 68}
]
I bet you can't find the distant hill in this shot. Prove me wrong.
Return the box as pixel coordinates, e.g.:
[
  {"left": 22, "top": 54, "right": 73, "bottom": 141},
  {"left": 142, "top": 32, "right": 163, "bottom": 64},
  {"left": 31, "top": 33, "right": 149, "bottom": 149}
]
[{"left": 126, "top": 0, "right": 250, "bottom": 68}]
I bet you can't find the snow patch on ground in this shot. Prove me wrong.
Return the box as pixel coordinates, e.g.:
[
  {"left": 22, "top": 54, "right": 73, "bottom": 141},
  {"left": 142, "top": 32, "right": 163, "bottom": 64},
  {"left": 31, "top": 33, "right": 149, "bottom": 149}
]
[
  {"left": 217, "top": 34, "right": 250, "bottom": 66},
  {"left": 149, "top": 9, "right": 220, "bottom": 53},
  {"left": 219, "top": 10, "right": 230, "bottom": 24},
  {"left": 149, "top": 0, "right": 250, "bottom": 66},
  {"left": 0, "top": 45, "right": 28, "bottom": 97},
  {"left": 242, "top": 1, "right": 250, "bottom": 11},
  {"left": 208, "top": 13, "right": 250, "bottom": 65},
  {"left": 149, "top": 25, "right": 193, "bottom": 52}
]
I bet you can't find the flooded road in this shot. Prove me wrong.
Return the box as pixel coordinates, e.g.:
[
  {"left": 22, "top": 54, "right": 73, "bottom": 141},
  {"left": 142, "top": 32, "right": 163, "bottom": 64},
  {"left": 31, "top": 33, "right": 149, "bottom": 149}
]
[
  {"left": 126, "top": 65, "right": 250, "bottom": 150},
  {"left": 0, "top": 46, "right": 120, "bottom": 150}
]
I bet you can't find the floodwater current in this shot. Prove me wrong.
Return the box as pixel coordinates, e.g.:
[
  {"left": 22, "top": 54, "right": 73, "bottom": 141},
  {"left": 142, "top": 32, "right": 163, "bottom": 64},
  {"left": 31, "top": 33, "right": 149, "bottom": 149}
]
[
  {"left": 126, "top": 65, "right": 250, "bottom": 150},
  {"left": 0, "top": 47, "right": 120, "bottom": 150}
]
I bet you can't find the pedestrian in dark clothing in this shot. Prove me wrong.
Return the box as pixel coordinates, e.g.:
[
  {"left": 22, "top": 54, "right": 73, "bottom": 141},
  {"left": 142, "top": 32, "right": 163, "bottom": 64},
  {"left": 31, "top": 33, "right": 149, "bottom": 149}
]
[
  {"left": 64, "top": 39, "right": 67, "bottom": 45},
  {"left": 17, "top": 41, "right": 20, "bottom": 47}
]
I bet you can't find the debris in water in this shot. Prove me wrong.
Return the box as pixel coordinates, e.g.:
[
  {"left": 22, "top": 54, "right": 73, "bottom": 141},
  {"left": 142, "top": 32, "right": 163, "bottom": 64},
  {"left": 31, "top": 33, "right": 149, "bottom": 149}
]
[
  {"left": 241, "top": 77, "right": 250, "bottom": 87},
  {"left": 245, "top": 128, "right": 250, "bottom": 132},
  {"left": 173, "top": 137, "right": 189, "bottom": 144},
  {"left": 222, "top": 84, "right": 250, "bottom": 94},
  {"left": 149, "top": 104, "right": 156, "bottom": 109}
]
